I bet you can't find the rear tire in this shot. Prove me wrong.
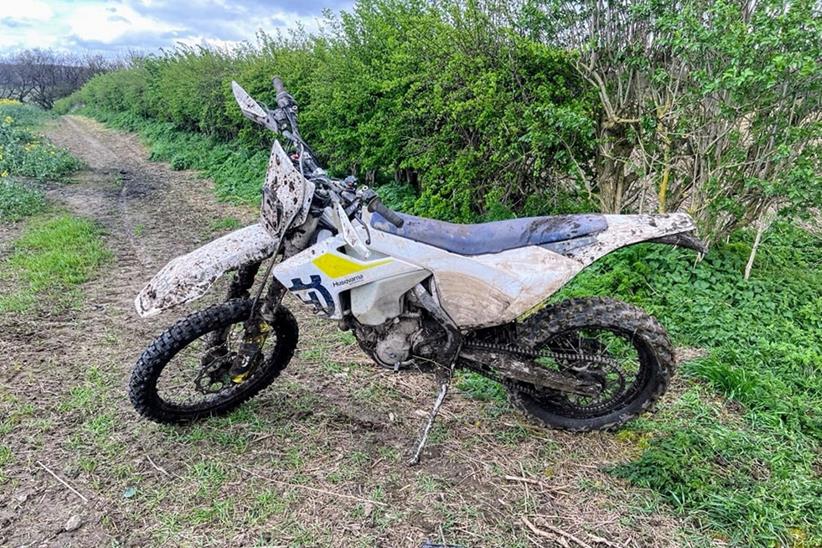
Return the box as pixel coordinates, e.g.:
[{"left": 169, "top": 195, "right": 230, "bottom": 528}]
[
  {"left": 508, "top": 297, "right": 674, "bottom": 431},
  {"left": 129, "top": 299, "right": 298, "bottom": 424}
]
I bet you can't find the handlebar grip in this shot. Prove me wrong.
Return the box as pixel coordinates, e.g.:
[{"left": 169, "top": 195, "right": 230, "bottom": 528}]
[
  {"left": 368, "top": 197, "right": 404, "bottom": 228},
  {"left": 272, "top": 76, "right": 294, "bottom": 110}
]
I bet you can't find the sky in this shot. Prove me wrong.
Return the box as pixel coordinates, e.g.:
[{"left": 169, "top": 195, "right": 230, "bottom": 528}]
[{"left": 0, "top": 0, "right": 353, "bottom": 57}]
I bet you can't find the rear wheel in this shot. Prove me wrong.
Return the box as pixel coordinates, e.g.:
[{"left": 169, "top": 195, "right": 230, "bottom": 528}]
[
  {"left": 506, "top": 297, "right": 674, "bottom": 431},
  {"left": 129, "top": 299, "right": 298, "bottom": 424}
]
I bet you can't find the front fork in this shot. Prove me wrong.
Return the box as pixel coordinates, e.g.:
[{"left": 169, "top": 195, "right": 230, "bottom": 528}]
[{"left": 207, "top": 261, "right": 287, "bottom": 383}]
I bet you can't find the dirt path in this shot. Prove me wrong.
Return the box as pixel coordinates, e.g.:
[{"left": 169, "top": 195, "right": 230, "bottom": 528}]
[{"left": 0, "top": 117, "right": 708, "bottom": 547}]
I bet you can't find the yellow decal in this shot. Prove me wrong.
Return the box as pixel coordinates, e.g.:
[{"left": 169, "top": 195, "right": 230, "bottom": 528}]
[{"left": 312, "top": 253, "right": 392, "bottom": 279}]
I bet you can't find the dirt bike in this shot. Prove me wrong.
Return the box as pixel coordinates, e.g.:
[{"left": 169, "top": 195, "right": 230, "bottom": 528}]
[{"left": 129, "top": 77, "right": 707, "bottom": 463}]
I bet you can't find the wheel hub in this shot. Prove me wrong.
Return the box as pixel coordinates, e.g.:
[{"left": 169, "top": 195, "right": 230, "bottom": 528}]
[{"left": 194, "top": 349, "right": 235, "bottom": 394}]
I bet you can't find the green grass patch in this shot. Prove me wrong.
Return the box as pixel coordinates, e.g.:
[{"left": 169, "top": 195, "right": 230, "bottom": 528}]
[
  {"left": 0, "top": 179, "right": 47, "bottom": 221},
  {"left": 0, "top": 445, "right": 13, "bottom": 483},
  {"left": 455, "top": 371, "right": 506, "bottom": 403},
  {"left": 0, "top": 214, "right": 111, "bottom": 313},
  {"left": 208, "top": 216, "right": 242, "bottom": 232},
  {"left": 611, "top": 387, "right": 820, "bottom": 547}
]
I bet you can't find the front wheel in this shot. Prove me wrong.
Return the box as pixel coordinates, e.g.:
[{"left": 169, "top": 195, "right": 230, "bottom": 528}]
[
  {"left": 129, "top": 299, "right": 298, "bottom": 424},
  {"left": 507, "top": 297, "right": 675, "bottom": 431}
]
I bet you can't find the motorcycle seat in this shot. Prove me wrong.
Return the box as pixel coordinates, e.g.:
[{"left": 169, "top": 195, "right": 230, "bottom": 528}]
[{"left": 370, "top": 211, "right": 607, "bottom": 256}]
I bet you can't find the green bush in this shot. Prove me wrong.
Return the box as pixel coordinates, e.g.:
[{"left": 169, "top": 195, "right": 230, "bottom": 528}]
[{"left": 55, "top": 0, "right": 597, "bottom": 219}]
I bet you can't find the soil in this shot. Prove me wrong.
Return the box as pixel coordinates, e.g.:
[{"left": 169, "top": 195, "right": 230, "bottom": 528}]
[{"left": 0, "top": 116, "right": 712, "bottom": 547}]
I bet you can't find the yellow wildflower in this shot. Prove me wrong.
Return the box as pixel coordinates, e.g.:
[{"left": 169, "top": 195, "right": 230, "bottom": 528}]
[
  {"left": 2, "top": 115, "right": 13, "bottom": 126},
  {"left": 0, "top": 170, "right": 8, "bottom": 178}
]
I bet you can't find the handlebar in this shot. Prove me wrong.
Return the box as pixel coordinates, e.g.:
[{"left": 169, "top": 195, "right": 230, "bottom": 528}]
[
  {"left": 367, "top": 196, "right": 405, "bottom": 228},
  {"left": 272, "top": 76, "right": 293, "bottom": 109}
]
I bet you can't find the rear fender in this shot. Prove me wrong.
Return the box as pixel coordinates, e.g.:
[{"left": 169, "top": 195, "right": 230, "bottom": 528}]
[
  {"left": 560, "top": 213, "right": 706, "bottom": 265},
  {"left": 135, "top": 224, "right": 278, "bottom": 318}
]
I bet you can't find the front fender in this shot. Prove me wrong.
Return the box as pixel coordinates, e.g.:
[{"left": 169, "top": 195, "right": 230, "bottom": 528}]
[{"left": 135, "top": 224, "right": 278, "bottom": 318}]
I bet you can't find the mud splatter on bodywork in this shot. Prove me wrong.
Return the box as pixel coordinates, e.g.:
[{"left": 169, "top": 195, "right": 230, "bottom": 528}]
[
  {"left": 367, "top": 211, "right": 702, "bottom": 329},
  {"left": 260, "top": 140, "right": 314, "bottom": 240},
  {"left": 566, "top": 214, "right": 700, "bottom": 265},
  {"left": 134, "top": 138, "right": 316, "bottom": 318},
  {"left": 134, "top": 224, "right": 278, "bottom": 317}
]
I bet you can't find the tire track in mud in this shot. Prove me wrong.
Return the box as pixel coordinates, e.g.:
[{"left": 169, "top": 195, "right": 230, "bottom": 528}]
[{"left": 47, "top": 116, "right": 255, "bottom": 319}]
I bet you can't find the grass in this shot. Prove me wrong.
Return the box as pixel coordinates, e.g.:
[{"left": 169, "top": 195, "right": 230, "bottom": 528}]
[
  {"left": 0, "top": 445, "right": 12, "bottom": 483},
  {"left": 208, "top": 216, "right": 243, "bottom": 232},
  {"left": 0, "top": 214, "right": 111, "bottom": 313},
  {"left": 0, "top": 102, "right": 82, "bottom": 183}
]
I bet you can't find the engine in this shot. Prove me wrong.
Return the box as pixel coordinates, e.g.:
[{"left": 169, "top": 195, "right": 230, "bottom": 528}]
[{"left": 353, "top": 313, "right": 444, "bottom": 369}]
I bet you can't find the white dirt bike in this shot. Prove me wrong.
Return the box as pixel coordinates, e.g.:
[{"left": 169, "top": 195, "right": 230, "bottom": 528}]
[{"left": 129, "top": 77, "right": 707, "bottom": 462}]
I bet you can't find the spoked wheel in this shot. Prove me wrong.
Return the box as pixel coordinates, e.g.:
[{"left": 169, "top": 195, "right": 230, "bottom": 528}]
[
  {"left": 129, "top": 299, "right": 298, "bottom": 424},
  {"left": 507, "top": 297, "right": 674, "bottom": 431}
]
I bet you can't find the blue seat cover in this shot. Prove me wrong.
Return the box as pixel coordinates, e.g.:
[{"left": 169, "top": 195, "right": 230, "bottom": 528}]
[{"left": 370, "top": 212, "right": 607, "bottom": 256}]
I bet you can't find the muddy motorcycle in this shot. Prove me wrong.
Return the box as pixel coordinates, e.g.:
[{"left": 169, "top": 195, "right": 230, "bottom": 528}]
[{"left": 129, "top": 77, "right": 706, "bottom": 462}]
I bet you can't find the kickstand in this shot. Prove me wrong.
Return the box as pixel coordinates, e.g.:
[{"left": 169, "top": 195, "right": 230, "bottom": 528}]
[{"left": 408, "top": 366, "right": 454, "bottom": 466}]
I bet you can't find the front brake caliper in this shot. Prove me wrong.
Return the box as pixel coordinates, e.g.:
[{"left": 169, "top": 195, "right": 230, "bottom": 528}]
[{"left": 229, "top": 321, "right": 272, "bottom": 383}]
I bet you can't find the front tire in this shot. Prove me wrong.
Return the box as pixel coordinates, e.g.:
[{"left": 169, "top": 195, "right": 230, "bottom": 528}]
[
  {"left": 508, "top": 297, "right": 674, "bottom": 431},
  {"left": 129, "top": 299, "right": 298, "bottom": 424}
]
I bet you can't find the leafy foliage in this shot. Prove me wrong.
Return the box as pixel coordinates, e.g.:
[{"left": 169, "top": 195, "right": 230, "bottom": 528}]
[
  {"left": 0, "top": 102, "right": 82, "bottom": 222},
  {"left": 534, "top": 0, "right": 821, "bottom": 241},
  {"left": 55, "top": 1, "right": 597, "bottom": 220}
]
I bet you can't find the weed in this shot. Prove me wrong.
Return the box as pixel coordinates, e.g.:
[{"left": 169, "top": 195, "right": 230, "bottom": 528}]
[
  {"left": 456, "top": 371, "right": 506, "bottom": 403},
  {"left": 0, "top": 445, "right": 13, "bottom": 483},
  {"left": 189, "top": 460, "right": 228, "bottom": 497},
  {"left": 247, "top": 489, "right": 288, "bottom": 524},
  {"left": 338, "top": 331, "right": 356, "bottom": 345},
  {"left": 0, "top": 179, "right": 46, "bottom": 220}
]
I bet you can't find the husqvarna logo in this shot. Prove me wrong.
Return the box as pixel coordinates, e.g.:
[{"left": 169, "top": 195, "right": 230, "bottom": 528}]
[{"left": 288, "top": 275, "right": 335, "bottom": 315}]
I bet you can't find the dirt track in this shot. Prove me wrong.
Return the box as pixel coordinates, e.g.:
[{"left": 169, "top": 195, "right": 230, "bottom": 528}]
[{"left": 0, "top": 117, "right": 708, "bottom": 546}]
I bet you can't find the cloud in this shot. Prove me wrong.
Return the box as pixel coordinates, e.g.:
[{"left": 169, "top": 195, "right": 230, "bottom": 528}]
[
  {"left": 0, "top": 0, "right": 352, "bottom": 57},
  {"left": 0, "top": 2, "right": 54, "bottom": 22},
  {"left": 0, "top": 18, "right": 35, "bottom": 29}
]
